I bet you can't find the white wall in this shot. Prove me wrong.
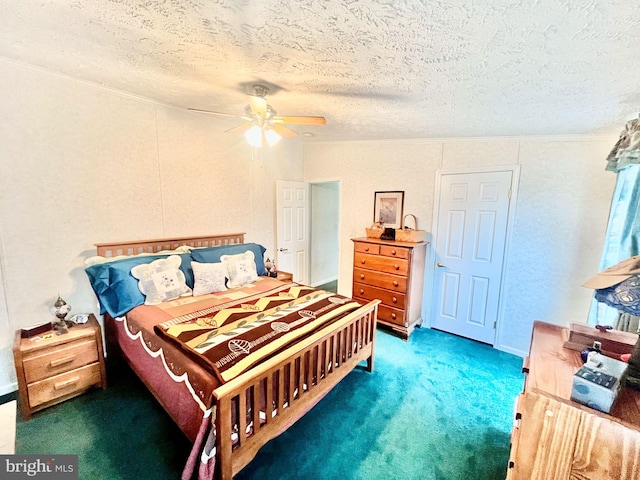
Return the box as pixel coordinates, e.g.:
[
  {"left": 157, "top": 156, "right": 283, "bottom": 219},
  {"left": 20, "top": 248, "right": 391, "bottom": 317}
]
[
  {"left": 0, "top": 58, "right": 304, "bottom": 394},
  {"left": 310, "top": 182, "right": 339, "bottom": 286},
  {"left": 303, "top": 137, "right": 616, "bottom": 356}
]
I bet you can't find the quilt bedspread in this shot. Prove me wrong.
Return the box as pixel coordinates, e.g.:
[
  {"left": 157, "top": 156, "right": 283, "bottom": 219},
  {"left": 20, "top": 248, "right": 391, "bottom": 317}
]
[{"left": 154, "top": 279, "right": 361, "bottom": 384}]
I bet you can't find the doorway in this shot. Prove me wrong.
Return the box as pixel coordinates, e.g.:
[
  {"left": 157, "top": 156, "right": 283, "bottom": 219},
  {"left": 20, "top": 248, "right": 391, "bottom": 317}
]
[
  {"left": 276, "top": 180, "right": 340, "bottom": 291},
  {"left": 429, "top": 166, "right": 519, "bottom": 345},
  {"left": 310, "top": 182, "right": 340, "bottom": 292}
]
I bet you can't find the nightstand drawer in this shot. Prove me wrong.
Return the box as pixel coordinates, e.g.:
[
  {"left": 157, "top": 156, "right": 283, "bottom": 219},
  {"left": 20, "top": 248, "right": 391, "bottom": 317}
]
[
  {"left": 23, "top": 338, "right": 99, "bottom": 383},
  {"left": 27, "top": 363, "right": 102, "bottom": 408},
  {"left": 353, "top": 282, "right": 406, "bottom": 309},
  {"left": 354, "top": 253, "right": 409, "bottom": 275},
  {"left": 353, "top": 268, "right": 407, "bottom": 292}
]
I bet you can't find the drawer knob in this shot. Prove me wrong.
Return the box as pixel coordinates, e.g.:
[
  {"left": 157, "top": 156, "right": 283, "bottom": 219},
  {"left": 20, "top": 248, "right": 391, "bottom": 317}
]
[
  {"left": 54, "top": 376, "right": 80, "bottom": 391},
  {"left": 392, "top": 297, "right": 398, "bottom": 303},
  {"left": 393, "top": 281, "right": 399, "bottom": 287},
  {"left": 394, "top": 264, "right": 399, "bottom": 270},
  {"left": 364, "top": 247, "right": 369, "bottom": 252},
  {"left": 50, "top": 355, "right": 76, "bottom": 368},
  {"left": 391, "top": 249, "right": 396, "bottom": 255},
  {"left": 359, "top": 289, "right": 364, "bottom": 295},
  {"left": 391, "top": 313, "right": 397, "bottom": 319},
  {"left": 360, "top": 274, "right": 365, "bottom": 280},
  {"left": 361, "top": 259, "right": 366, "bottom": 264}
]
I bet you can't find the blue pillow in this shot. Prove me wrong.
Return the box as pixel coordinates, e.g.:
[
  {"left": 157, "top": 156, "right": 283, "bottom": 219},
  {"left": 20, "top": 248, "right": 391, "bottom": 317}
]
[
  {"left": 191, "top": 243, "right": 267, "bottom": 276},
  {"left": 85, "top": 253, "right": 193, "bottom": 317}
]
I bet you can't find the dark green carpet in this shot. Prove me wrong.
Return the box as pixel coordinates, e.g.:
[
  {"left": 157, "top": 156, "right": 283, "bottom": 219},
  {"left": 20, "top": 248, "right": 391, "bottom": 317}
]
[{"left": 13, "top": 328, "right": 523, "bottom": 480}]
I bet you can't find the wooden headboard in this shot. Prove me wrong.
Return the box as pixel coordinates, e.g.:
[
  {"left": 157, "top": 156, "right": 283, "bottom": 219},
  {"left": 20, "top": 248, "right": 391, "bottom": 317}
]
[{"left": 95, "top": 233, "right": 245, "bottom": 257}]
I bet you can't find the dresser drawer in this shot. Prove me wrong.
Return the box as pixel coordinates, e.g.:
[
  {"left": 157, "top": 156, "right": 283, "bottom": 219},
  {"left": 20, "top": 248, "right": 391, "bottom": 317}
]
[
  {"left": 354, "top": 268, "right": 407, "bottom": 292},
  {"left": 23, "top": 338, "right": 99, "bottom": 384},
  {"left": 27, "top": 363, "right": 103, "bottom": 408},
  {"left": 377, "top": 304, "right": 406, "bottom": 327},
  {"left": 353, "top": 282, "right": 406, "bottom": 309},
  {"left": 380, "top": 245, "right": 410, "bottom": 259},
  {"left": 354, "top": 253, "right": 409, "bottom": 276},
  {"left": 354, "top": 242, "right": 380, "bottom": 255}
]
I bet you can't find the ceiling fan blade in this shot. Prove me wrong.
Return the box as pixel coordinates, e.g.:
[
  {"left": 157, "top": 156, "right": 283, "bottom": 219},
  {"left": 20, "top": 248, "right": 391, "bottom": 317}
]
[
  {"left": 269, "top": 123, "right": 298, "bottom": 138},
  {"left": 248, "top": 95, "right": 267, "bottom": 117},
  {"left": 273, "top": 115, "right": 326, "bottom": 126},
  {"left": 225, "top": 122, "right": 253, "bottom": 134},
  {"left": 188, "top": 108, "right": 249, "bottom": 120}
]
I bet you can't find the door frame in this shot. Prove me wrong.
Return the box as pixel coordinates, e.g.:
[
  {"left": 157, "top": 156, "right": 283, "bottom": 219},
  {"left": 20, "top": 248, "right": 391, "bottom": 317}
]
[{"left": 424, "top": 164, "right": 520, "bottom": 350}]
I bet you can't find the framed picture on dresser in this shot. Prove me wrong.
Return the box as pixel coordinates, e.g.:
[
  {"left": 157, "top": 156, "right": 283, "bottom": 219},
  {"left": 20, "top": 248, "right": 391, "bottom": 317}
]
[{"left": 373, "top": 191, "right": 404, "bottom": 229}]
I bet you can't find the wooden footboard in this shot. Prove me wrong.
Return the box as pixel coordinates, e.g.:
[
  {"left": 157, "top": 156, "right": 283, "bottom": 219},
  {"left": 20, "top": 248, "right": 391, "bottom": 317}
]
[{"left": 213, "top": 300, "right": 379, "bottom": 480}]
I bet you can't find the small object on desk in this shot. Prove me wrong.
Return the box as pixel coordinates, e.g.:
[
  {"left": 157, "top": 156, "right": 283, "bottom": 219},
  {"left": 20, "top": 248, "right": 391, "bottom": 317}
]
[
  {"left": 571, "top": 352, "right": 628, "bottom": 413},
  {"left": 580, "top": 340, "right": 602, "bottom": 363},
  {"left": 20, "top": 322, "right": 53, "bottom": 338}
]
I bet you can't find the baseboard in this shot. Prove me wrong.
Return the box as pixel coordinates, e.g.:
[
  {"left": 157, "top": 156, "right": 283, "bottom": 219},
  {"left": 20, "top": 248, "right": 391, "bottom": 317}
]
[
  {"left": 310, "top": 276, "right": 338, "bottom": 288},
  {"left": 0, "top": 381, "right": 17, "bottom": 396}
]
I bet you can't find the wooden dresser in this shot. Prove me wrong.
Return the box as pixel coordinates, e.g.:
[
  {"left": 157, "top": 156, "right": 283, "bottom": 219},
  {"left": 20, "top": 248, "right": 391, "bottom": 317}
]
[
  {"left": 351, "top": 237, "right": 427, "bottom": 339},
  {"left": 507, "top": 321, "right": 640, "bottom": 479},
  {"left": 13, "top": 315, "right": 107, "bottom": 419}
]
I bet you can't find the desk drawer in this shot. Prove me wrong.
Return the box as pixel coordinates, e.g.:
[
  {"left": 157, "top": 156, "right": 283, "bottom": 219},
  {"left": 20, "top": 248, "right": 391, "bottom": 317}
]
[
  {"left": 354, "top": 253, "right": 408, "bottom": 276},
  {"left": 353, "top": 282, "right": 406, "bottom": 309},
  {"left": 23, "top": 339, "right": 99, "bottom": 384},
  {"left": 27, "top": 363, "right": 102, "bottom": 408},
  {"left": 353, "top": 268, "right": 407, "bottom": 292}
]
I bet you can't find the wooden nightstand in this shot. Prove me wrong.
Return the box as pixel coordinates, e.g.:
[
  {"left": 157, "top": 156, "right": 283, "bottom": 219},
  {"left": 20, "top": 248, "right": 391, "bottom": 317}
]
[
  {"left": 276, "top": 270, "right": 293, "bottom": 282},
  {"left": 13, "top": 315, "right": 107, "bottom": 419}
]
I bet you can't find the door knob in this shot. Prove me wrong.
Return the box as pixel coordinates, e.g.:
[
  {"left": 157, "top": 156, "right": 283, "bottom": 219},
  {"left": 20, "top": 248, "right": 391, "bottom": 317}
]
[
  {"left": 278, "top": 248, "right": 288, "bottom": 252},
  {"left": 436, "top": 262, "right": 446, "bottom": 268}
]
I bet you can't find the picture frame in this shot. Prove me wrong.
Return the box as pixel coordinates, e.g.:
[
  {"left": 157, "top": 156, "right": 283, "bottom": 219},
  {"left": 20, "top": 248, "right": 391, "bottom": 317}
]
[{"left": 373, "top": 191, "right": 404, "bottom": 229}]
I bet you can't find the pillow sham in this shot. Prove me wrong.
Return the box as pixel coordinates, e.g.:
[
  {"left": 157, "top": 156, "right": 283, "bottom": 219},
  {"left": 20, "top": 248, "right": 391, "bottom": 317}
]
[
  {"left": 220, "top": 251, "right": 258, "bottom": 288},
  {"left": 191, "top": 243, "right": 267, "bottom": 276},
  {"left": 131, "top": 255, "right": 192, "bottom": 305},
  {"left": 85, "top": 252, "right": 193, "bottom": 317},
  {"left": 192, "top": 261, "right": 228, "bottom": 296}
]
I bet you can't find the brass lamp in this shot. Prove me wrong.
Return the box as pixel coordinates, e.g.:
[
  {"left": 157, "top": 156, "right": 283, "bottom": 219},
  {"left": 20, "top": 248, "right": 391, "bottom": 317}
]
[{"left": 51, "top": 295, "right": 72, "bottom": 329}]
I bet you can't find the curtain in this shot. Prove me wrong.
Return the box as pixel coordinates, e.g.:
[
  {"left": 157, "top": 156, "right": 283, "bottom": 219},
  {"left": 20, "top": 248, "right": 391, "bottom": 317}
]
[{"left": 588, "top": 115, "right": 640, "bottom": 325}]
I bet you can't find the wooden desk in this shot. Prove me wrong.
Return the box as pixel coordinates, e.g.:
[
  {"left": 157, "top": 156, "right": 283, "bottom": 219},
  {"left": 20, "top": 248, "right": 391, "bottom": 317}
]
[{"left": 507, "top": 321, "right": 640, "bottom": 479}]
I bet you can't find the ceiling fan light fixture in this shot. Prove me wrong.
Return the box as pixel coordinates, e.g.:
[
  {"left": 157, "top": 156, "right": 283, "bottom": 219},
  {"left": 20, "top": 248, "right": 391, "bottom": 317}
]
[
  {"left": 264, "top": 128, "right": 282, "bottom": 147},
  {"left": 244, "top": 125, "right": 263, "bottom": 147}
]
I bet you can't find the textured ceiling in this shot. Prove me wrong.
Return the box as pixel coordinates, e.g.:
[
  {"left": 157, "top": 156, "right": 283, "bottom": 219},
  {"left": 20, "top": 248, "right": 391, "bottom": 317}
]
[{"left": 1, "top": 0, "right": 639, "bottom": 141}]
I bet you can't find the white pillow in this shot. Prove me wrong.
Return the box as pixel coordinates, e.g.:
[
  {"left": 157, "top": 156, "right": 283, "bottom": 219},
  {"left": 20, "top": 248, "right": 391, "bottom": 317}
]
[
  {"left": 220, "top": 250, "right": 258, "bottom": 288},
  {"left": 192, "top": 261, "right": 228, "bottom": 296},
  {"left": 130, "top": 255, "right": 192, "bottom": 305}
]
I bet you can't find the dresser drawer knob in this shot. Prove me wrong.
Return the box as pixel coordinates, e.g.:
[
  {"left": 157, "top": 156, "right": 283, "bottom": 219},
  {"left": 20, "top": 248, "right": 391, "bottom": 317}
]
[
  {"left": 50, "top": 355, "right": 76, "bottom": 368},
  {"left": 54, "top": 376, "right": 80, "bottom": 391},
  {"left": 394, "top": 264, "right": 399, "bottom": 270},
  {"left": 392, "top": 297, "right": 398, "bottom": 303},
  {"left": 393, "top": 281, "right": 399, "bottom": 287},
  {"left": 391, "top": 249, "right": 396, "bottom": 255},
  {"left": 361, "top": 259, "right": 366, "bottom": 264},
  {"left": 360, "top": 274, "right": 365, "bottom": 280},
  {"left": 359, "top": 289, "right": 364, "bottom": 295},
  {"left": 364, "top": 247, "right": 369, "bottom": 252},
  {"left": 391, "top": 313, "right": 397, "bottom": 319}
]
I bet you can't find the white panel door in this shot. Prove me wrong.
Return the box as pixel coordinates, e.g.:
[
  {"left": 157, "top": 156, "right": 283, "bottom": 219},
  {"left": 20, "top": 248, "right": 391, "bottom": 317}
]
[
  {"left": 431, "top": 170, "right": 513, "bottom": 344},
  {"left": 276, "top": 180, "right": 309, "bottom": 284}
]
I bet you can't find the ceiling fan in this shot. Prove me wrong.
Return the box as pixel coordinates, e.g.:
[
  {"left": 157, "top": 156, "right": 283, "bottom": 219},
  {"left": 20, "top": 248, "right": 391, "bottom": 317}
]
[{"left": 188, "top": 84, "right": 326, "bottom": 147}]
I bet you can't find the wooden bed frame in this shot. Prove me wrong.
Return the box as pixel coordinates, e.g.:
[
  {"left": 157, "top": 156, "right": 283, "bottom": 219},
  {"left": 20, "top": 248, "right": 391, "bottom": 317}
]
[{"left": 95, "top": 233, "right": 379, "bottom": 480}]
